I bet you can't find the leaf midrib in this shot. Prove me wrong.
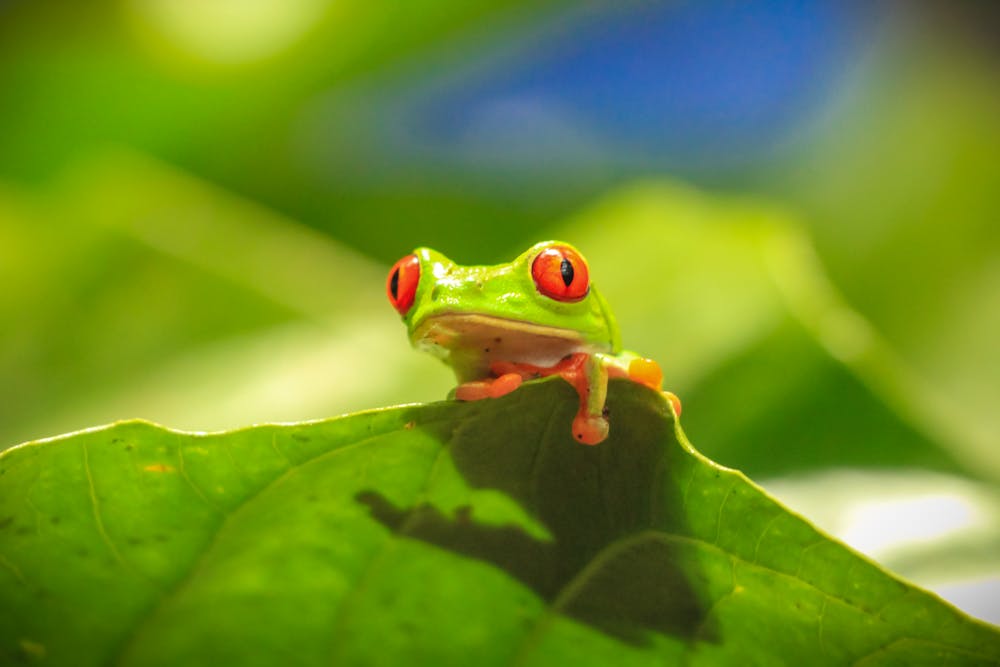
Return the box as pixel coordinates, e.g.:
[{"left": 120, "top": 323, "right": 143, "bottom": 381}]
[{"left": 507, "top": 528, "right": 999, "bottom": 667}]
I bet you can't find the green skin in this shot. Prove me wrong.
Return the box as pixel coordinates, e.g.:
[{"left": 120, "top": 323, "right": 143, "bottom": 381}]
[{"left": 397, "top": 240, "right": 659, "bottom": 444}]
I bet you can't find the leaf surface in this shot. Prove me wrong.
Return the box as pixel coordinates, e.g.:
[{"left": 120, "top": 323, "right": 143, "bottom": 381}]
[{"left": 1, "top": 380, "right": 997, "bottom": 666}]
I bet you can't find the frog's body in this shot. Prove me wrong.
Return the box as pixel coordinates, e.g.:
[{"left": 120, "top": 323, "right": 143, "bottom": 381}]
[{"left": 387, "top": 241, "right": 680, "bottom": 444}]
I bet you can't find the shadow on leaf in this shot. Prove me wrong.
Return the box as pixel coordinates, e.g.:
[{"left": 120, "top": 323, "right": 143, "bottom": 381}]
[{"left": 356, "top": 380, "right": 718, "bottom": 646}]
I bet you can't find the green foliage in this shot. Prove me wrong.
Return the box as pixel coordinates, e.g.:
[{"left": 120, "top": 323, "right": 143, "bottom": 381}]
[
  {"left": 2, "top": 380, "right": 997, "bottom": 666},
  {"left": 0, "top": 2, "right": 997, "bottom": 652}
]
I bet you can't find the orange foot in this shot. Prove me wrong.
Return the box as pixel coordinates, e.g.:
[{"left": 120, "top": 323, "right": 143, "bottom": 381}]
[
  {"left": 572, "top": 412, "right": 609, "bottom": 445},
  {"left": 494, "top": 354, "right": 609, "bottom": 445},
  {"left": 623, "top": 357, "right": 682, "bottom": 417},
  {"left": 454, "top": 373, "right": 523, "bottom": 401}
]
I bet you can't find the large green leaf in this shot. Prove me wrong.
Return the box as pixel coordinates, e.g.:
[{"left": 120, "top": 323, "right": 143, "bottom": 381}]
[{"left": 1, "top": 380, "right": 997, "bottom": 665}]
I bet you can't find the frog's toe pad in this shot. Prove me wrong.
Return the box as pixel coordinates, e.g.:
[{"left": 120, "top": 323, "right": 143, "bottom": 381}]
[
  {"left": 572, "top": 413, "right": 609, "bottom": 445},
  {"left": 627, "top": 357, "right": 663, "bottom": 390}
]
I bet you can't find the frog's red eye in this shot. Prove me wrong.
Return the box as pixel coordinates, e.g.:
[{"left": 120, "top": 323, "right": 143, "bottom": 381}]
[
  {"left": 531, "top": 244, "right": 590, "bottom": 302},
  {"left": 387, "top": 254, "right": 420, "bottom": 315}
]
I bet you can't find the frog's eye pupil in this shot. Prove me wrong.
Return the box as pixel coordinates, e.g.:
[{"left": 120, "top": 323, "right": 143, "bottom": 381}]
[
  {"left": 387, "top": 254, "right": 420, "bottom": 315},
  {"left": 389, "top": 269, "right": 400, "bottom": 299},
  {"left": 560, "top": 258, "right": 574, "bottom": 287},
  {"left": 531, "top": 244, "right": 590, "bottom": 302}
]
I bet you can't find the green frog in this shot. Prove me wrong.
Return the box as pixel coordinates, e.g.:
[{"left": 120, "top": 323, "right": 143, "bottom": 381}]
[{"left": 387, "top": 241, "right": 680, "bottom": 444}]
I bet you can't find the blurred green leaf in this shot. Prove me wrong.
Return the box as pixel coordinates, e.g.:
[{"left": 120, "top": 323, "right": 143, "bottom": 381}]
[
  {"left": 2, "top": 380, "right": 998, "bottom": 666},
  {"left": 0, "top": 153, "right": 441, "bottom": 450},
  {"left": 763, "top": 469, "right": 1000, "bottom": 598},
  {"left": 557, "top": 183, "right": 991, "bottom": 481},
  {"left": 5, "top": 160, "right": 991, "bottom": 486},
  {"left": 782, "top": 38, "right": 1000, "bottom": 476}
]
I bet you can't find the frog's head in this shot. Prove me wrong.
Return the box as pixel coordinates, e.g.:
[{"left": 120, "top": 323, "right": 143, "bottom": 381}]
[{"left": 386, "top": 241, "right": 621, "bottom": 380}]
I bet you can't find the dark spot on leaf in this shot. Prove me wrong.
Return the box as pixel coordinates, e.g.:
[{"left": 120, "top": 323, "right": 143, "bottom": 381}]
[
  {"left": 494, "top": 337, "right": 501, "bottom": 343},
  {"left": 292, "top": 434, "right": 310, "bottom": 443},
  {"left": 484, "top": 348, "right": 490, "bottom": 353},
  {"left": 125, "top": 444, "right": 134, "bottom": 451},
  {"left": 75, "top": 548, "right": 89, "bottom": 558},
  {"left": 15, "top": 526, "right": 33, "bottom": 536},
  {"left": 112, "top": 438, "right": 123, "bottom": 444},
  {"left": 50, "top": 517, "right": 61, "bottom": 525},
  {"left": 356, "top": 487, "right": 714, "bottom": 646},
  {"left": 354, "top": 384, "right": 716, "bottom": 646},
  {"left": 306, "top": 494, "right": 318, "bottom": 502},
  {"left": 0, "top": 516, "right": 13, "bottom": 530},
  {"left": 127, "top": 537, "right": 143, "bottom": 546},
  {"left": 154, "top": 534, "right": 169, "bottom": 543}
]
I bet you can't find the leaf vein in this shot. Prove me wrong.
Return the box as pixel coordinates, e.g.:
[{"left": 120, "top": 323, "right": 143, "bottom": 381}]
[
  {"left": 110, "top": 424, "right": 409, "bottom": 665},
  {"left": 529, "top": 407, "right": 561, "bottom": 513},
  {"left": 751, "top": 511, "right": 782, "bottom": 564},
  {"left": 327, "top": 442, "right": 451, "bottom": 663},
  {"left": 691, "top": 555, "right": 738, "bottom": 641},
  {"left": 0, "top": 553, "right": 26, "bottom": 585},
  {"left": 712, "top": 479, "right": 737, "bottom": 545},
  {"left": 175, "top": 435, "right": 223, "bottom": 515},
  {"left": 82, "top": 441, "right": 129, "bottom": 570},
  {"left": 508, "top": 527, "right": 992, "bottom": 666},
  {"left": 679, "top": 463, "right": 697, "bottom": 513}
]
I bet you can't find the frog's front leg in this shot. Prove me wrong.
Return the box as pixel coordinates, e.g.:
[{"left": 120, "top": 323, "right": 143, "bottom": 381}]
[
  {"left": 455, "top": 352, "right": 680, "bottom": 446},
  {"left": 454, "top": 373, "right": 523, "bottom": 400},
  {"left": 570, "top": 353, "right": 612, "bottom": 445},
  {"left": 607, "top": 353, "right": 683, "bottom": 418},
  {"left": 487, "top": 353, "right": 611, "bottom": 445}
]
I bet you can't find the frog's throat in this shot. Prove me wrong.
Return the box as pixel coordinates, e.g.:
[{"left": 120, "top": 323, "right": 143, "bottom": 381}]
[{"left": 411, "top": 312, "right": 602, "bottom": 382}]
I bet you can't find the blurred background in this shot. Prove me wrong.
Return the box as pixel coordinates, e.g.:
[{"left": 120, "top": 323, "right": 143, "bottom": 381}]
[{"left": 1, "top": 0, "right": 997, "bottom": 624}]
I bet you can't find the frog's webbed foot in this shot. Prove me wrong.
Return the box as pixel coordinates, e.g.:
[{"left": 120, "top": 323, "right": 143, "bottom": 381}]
[
  {"left": 616, "top": 355, "right": 683, "bottom": 417},
  {"left": 454, "top": 354, "right": 610, "bottom": 445},
  {"left": 455, "top": 354, "right": 680, "bottom": 444},
  {"left": 572, "top": 412, "right": 610, "bottom": 445},
  {"left": 454, "top": 373, "right": 523, "bottom": 401}
]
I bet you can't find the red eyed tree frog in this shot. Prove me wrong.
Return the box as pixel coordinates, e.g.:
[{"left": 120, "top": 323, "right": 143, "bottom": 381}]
[{"left": 386, "top": 241, "right": 681, "bottom": 445}]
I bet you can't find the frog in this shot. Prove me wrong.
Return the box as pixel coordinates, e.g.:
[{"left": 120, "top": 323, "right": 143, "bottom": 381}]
[{"left": 386, "top": 240, "right": 681, "bottom": 445}]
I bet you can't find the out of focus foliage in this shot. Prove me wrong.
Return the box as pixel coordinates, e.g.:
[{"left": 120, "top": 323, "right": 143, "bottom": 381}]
[{"left": 1, "top": 0, "right": 997, "bottom": 624}]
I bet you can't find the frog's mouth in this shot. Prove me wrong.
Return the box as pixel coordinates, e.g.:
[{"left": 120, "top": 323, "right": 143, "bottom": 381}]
[{"left": 412, "top": 312, "right": 590, "bottom": 377}]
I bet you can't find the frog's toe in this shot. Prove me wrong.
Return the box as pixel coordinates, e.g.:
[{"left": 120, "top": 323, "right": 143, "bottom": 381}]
[
  {"left": 572, "top": 412, "right": 609, "bottom": 445},
  {"left": 627, "top": 357, "right": 663, "bottom": 390}
]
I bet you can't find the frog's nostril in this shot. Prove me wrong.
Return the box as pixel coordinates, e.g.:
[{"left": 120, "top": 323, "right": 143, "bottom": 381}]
[{"left": 431, "top": 286, "right": 440, "bottom": 302}]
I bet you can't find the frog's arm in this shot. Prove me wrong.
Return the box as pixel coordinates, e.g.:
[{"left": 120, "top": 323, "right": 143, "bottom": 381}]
[{"left": 457, "top": 352, "right": 681, "bottom": 445}]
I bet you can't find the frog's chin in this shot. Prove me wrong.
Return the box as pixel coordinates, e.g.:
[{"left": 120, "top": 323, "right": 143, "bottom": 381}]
[{"left": 411, "top": 312, "right": 596, "bottom": 378}]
